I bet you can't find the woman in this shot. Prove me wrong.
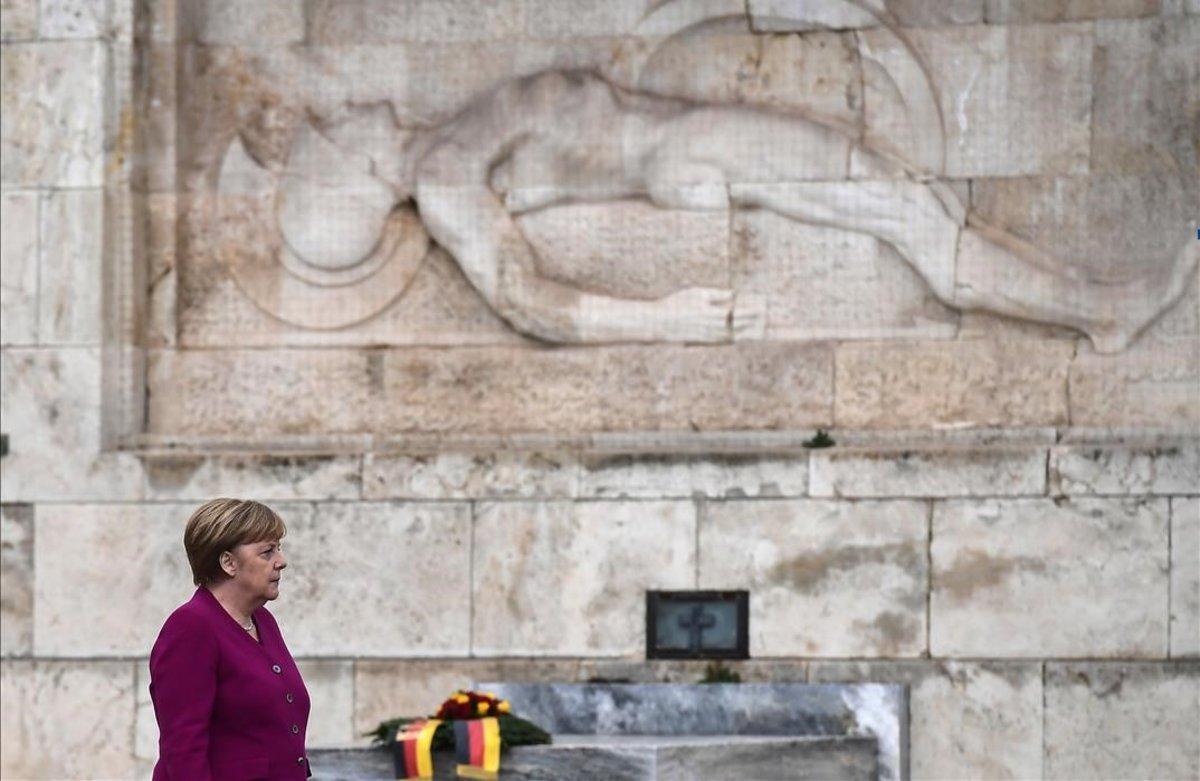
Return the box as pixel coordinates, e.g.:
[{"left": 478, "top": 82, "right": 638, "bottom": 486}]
[{"left": 149, "top": 498, "right": 312, "bottom": 780}]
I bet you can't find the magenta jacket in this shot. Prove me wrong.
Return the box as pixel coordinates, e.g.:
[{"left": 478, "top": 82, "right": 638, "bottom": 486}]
[{"left": 149, "top": 586, "right": 312, "bottom": 780}]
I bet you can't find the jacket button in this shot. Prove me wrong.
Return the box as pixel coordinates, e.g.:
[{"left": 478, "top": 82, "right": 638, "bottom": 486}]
[
  {"left": 292, "top": 724, "right": 300, "bottom": 734},
  {"left": 286, "top": 692, "right": 294, "bottom": 703},
  {"left": 297, "top": 757, "right": 305, "bottom": 765},
  {"left": 272, "top": 664, "right": 282, "bottom": 674}
]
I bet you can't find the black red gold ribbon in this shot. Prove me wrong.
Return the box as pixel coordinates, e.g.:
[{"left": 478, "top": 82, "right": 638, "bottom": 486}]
[
  {"left": 454, "top": 717, "right": 501, "bottom": 779},
  {"left": 394, "top": 718, "right": 441, "bottom": 779}
]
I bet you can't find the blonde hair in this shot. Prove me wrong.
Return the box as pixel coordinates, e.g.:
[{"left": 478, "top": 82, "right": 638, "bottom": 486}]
[{"left": 184, "top": 499, "right": 287, "bottom": 586}]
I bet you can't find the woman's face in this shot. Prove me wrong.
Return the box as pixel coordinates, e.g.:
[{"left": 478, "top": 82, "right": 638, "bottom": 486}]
[{"left": 226, "top": 539, "right": 287, "bottom": 600}]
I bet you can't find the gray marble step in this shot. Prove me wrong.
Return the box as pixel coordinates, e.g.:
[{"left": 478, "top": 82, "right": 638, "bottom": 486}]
[{"left": 308, "top": 733, "right": 878, "bottom": 780}]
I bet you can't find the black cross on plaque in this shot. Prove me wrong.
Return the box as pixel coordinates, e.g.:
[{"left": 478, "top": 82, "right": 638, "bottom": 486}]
[{"left": 678, "top": 603, "right": 717, "bottom": 652}]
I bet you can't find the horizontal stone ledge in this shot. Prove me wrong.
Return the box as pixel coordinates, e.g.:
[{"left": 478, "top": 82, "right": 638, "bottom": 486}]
[{"left": 124, "top": 426, "right": 1071, "bottom": 456}]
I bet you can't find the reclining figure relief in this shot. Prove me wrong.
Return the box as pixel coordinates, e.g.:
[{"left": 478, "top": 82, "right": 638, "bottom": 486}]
[{"left": 218, "top": 60, "right": 1197, "bottom": 352}]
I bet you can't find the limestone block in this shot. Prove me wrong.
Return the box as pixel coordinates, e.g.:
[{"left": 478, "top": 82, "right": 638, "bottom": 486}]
[
  {"left": 810, "top": 448, "right": 1046, "bottom": 498},
  {"left": 987, "top": 0, "right": 1160, "bottom": 21},
  {"left": 0, "top": 190, "right": 38, "bottom": 344},
  {"left": 308, "top": 0, "right": 527, "bottom": 44},
  {"left": 518, "top": 201, "right": 729, "bottom": 300},
  {"left": 179, "top": 0, "right": 304, "bottom": 43},
  {"left": 859, "top": 24, "right": 1092, "bottom": 177},
  {"left": 40, "top": 0, "right": 107, "bottom": 38},
  {"left": 144, "top": 192, "right": 177, "bottom": 347},
  {"left": 1091, "top": 17, "right": 1200, "bottom": 176},
  {"left": 1, "top": 0, "right": 36, "bottom": 39},
  {"left": 523, "top": 0, "right": 658, "bottom": 38},
  {"left": 34, "top": 503, "right": 202, "bottom": 655},
  {"left": 732, "top": 211, "right": 958, "bottom": 341},
  {"left": 834, "top": 340, "right": 1073, "bottom": 429},
  {"left": 699, "top": 499, "right": 928, "bottom": 657},
  {"left": 134, "top": 661, "right": 156, "bottom": 770},
  {"left": 931, "top": 497, "right": 1169, "bottom": 657},
  {"left": 294, "top": 660, "right": 355, "bottom": 748},
  {"left": 472, "top": 501, "right": 695, "bottom": 655},
  {"left": 178, "top": 243, "right": 524, "bottom": 348},
  {"left": 1049, "top": 443, "right": 1200, "bottom": 495},
  {"left": 0, "top": 504, "right": 33, "bottom": 656},
  {"left": 1044, "top": 662, "right": 1200, "bottom": 780},
  {"left": 149, "top": 343, "right": 833, "bottom": 436},
  {"left": 810, "top": 660, "right": 1042, "bottom": 781},
  {"left": 354, "top": 659, "right": 584, "bottom": 742},
  {"left": 266, "top": 502, "right": 472, "bottom": 656},
  {"left": 612, "top": 29, "right": 862, "bottom": 130},
  {"left": 0, "top": 41, "right": 105, "bottom": 187},
  {"left": 0, "top": 660, "right": 137, "bottom": 780},
  {"left": 750, "top": 0, "right": 984, "bottom": 29},
  {"left": 39, "top": 187, "right": 102, "bottom": 344},
  {"left": 579, "top": 453, "right": 808, "bottom": 499},
  {"left": 134, "top": 46, "right": 178, "bottom": 194},
  {"left": 141, "top": 455, "right": 363, "bottom": 501},
  {"left": 1068, "top": 338, "right": 1200, "bottom": 429},
  {"left": 0, "top": 348, "right": 145, "bottom": 502},
  {"left": 1172, "top": 498, "right": 1199, "bottom": 657},
  {"left": 363, "top": 452, "right": 577, "bottom": 500},
  {"left": 971, "top": 175, "right": 1196, "bottom": 286}
]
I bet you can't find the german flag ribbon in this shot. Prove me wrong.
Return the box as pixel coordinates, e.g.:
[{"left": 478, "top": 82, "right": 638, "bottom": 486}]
[
  {"left": 394, "top": 718, "right": 442, "bottom": 779},
  {"left": 454, "top": 717, "right": 501, "bottom": 779}
]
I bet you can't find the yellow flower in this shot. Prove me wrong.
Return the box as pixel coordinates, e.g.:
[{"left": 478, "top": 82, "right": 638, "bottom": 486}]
[
  {"left": 455, "top": 694, "right": 469, "bottom": 704},
  {"left": 483, "top": 691, "right": 497, "bottom": 700},
  {"left": 497, "top": 701, "right": 510, "bottom": 713},
  {"left": 477, "top": 702, "right": 490, "bottom": 715}
]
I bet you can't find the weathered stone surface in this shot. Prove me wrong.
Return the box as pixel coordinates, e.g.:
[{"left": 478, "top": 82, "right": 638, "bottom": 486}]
[
  {"left": 1, "top": 41, "right": 105, "bottom": 186},
  {"left": 1091, "top": 17, "right": 1200, "bottom": 176},
  {"left": 987, "top": 0, "right": 1160, "bottom": 21},
  {"left": 1045, "top": 662, "right": 1200, "bottom": 780},
  {"left": 1172, "top": 498, "right": 1200, "bottom": 657},
  {"left": 859, "top": 23, "right": 1092, "bottom": 177},
  {"left": 1049, "top": 443, "right": 1200, "bottom": 495},
  {"left": 134, "top": 661, "right": 156, "bottom": 772},
  {"left": 472, "top": 501, "right": 695, "bottom": 655},
  {"left": 294, "top": 659, "right": 355, "bottom": 748},
  {"left": 577, "top": 658, "right": 812, "bottom": 684},
  {"left": 0, "top": 348, "right": 145, "bottom": 502},
  {"left": 148, "top": 343, "right": 833, "bottom": 437},
  {"left": 0, "top": 660, "right": 137, "bottom": 780},
  {"left": 810, "top": 660, "right": 1042, "bottom": 781},
  {"left": 267, "top": 502, "right": 472, "bottom": 656},
  {"left": 141, "top": 455, "right": 362, "bottom": 501},
  {"left": 39, "top": 187, "right": 102, "bottom": 344},
  {"left": 363, "top": 452, "right": 577, "bottom": 500},
  {"left": 0, "top": 0, "right": 36, "bottom": 39},
  {"left": 579, "top": 453, "right": 808, "bottom": 499},
  {"left": 732, "top": 211, "right": 958, "bottom": 341},
  {"left": 354, "top": 658, "right": 584, "bottom": 742},
  {"left": 750, "top": 0, "right": 984, "bottom": 29},
  {"left": 0, "top": 504, "right": 33, "bottom": 656},
  {"left": 522, "top": 0, "right": 649, "bottom": 38},
  {"left": 810, "top": 448, "right": 1046, "bottom": 498},
  {"left": 34, "top": 503, "right": 198, "bottom": 655},
  {"left": 40, "top": 0, "right": 107, "bottom": 38},
  {"left": 834, "top": 340, "right": 1073, "bottom": 429},
  {"left": 1069, "top": 338, "right": 1200, "bottom": 429},
  {"left": 180, "top": 0, "right": 304, "bottom": 43},
  {"left": 931, "top": 498, "right": 1169, "bottom": 657},
  {"left": 971, "top": 175, "right": 1196, "bottom": 286},
  {"left": 700, "top": 499, "right": 928, "bottom": 657},
  {"left": 0, "top": 190, "right": 38, "bottom": 344},
  {"left": 612, "top": 30, "right": 862, "bottom": 129},
  {"left": 308, "top": 0, "right": 527, "bottom": 44},
  {"left": 519, "top": 201, "right": 729, "bottom": 300}
]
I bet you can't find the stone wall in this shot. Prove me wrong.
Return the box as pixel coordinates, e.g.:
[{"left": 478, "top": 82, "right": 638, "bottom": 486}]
[{"left": 2, "top": 0, "right": 1199, "bottom": 779}]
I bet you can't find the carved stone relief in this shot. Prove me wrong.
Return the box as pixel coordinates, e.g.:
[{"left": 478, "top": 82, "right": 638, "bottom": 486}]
[{"left": 187, "top": 0, "right": 1197, "bottom": 352}]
